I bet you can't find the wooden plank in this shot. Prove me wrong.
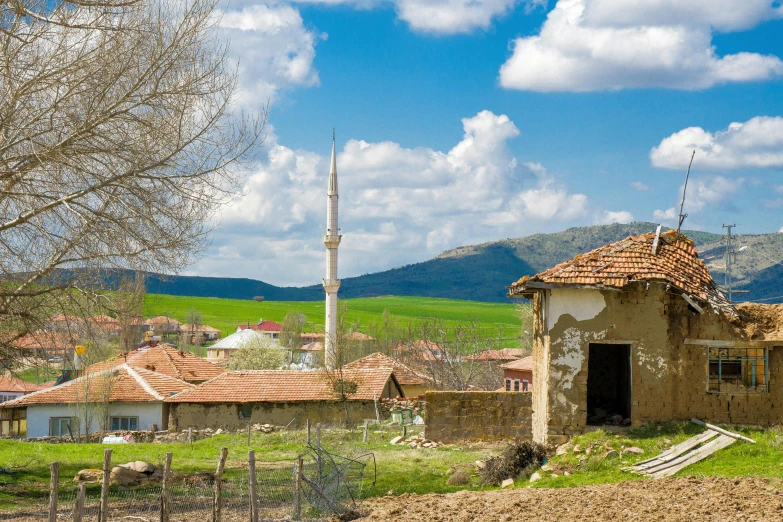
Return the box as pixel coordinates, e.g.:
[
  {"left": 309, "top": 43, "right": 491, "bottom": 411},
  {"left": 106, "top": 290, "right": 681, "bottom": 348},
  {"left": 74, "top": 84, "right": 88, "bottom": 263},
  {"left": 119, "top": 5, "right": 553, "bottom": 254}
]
[
  {"left": 649, "top": 435, "right": 736, "bottom": 479},
  {"left": 691, "top": 419, "right": 756, "bottom": 444},
  {"left": 651, "top": 225, "right": 662, "bottom": 255},
  {"left": 684, "top": 339, "right": 779, "bottom": 348},
  {"left": 629, "top": 430, "right": 718, "bottom": 471},
  {"left": 640, "top": 434, "right": 731, "bottom": 476},
  {"left": 681, "top": 293, "right": 704, "bottom": 314}
]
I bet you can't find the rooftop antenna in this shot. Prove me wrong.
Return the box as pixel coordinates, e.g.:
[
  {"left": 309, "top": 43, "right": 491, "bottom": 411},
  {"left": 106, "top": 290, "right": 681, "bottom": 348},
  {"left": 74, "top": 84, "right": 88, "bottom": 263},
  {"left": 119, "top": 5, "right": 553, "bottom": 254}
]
[{"left": 676, "top": 150, "right": 696, "bottom": 235}]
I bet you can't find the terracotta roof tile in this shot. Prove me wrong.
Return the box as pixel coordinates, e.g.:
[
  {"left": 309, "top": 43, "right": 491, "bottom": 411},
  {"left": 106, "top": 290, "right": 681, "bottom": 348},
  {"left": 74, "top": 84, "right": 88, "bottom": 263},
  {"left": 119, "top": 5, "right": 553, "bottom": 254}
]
[
  {"left": 180, "top": 324, "right": 221, "bottom": 333},
  {"left": 86, "top": 344, "right": 225, "bottom": 383},
  {"left": 464, "top": 349, "right": 523, "bottom": 362},
  {"left": 165, "top": 369, "right": 400, "bottom": 404},
  {"left": 344, "top": 353, "right": 430, "bottom": 386},
  {"left": 2, "top": 364, "right": 194, "bottom": 407},
  {"left": 0, "top": 375, "right": 44, "bottom": 393},
  {"left": 12, "top": 331, "right": 76, "bottom": 351},
  {"left": 145, "top": 316, "right": 181, "bottom": 326},
  {"left": 500, "top": 356, "right": 534, "bottom": 371},
  {"left": 238, "top": 320, "right": 282, "bottom": 333},
  {"left": 507, "top": 230, "right": 735, "bottom": 315}
]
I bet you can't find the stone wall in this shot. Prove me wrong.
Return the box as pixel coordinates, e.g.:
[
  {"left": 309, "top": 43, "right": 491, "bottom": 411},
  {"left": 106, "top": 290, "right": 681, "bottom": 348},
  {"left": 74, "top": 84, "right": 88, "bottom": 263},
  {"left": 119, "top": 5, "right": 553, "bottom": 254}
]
[
  {"left": 168, "top": 401, "right": 378, "bottom": 431},
  {"left": 424, "top": 391, "right": 532, "bottom": 443}
]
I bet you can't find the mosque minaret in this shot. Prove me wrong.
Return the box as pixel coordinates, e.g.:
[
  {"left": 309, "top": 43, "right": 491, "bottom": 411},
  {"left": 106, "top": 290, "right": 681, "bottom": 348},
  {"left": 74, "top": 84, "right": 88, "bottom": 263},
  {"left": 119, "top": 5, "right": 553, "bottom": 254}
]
[{"left": 323, "top": 131, "right": 341, "bottom": 369}]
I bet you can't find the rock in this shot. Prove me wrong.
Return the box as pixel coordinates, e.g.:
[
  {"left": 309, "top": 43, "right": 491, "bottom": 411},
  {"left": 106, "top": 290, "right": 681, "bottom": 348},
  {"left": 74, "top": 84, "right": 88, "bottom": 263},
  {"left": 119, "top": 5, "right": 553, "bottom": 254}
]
[
  {"left": 447, "top": 471, "right": 469, "bottom": 486},
  {"left": 572, "top": 444, "right": 581, "bottom": 453},
  {"left": 604, "top": 450, "right": 619, "bottom": 459},
  {"left": 564, "top": 471, "right": 571, "bottom": 477},
  {"left": 390, "top": 436, "right": 404, "bottom": 445},
  {"left": 74, "top": 469, "right": 102, "bottom": 483},
  {"left": 474, "top": 460, "right": 486, "bottom": 470},
  {"left": 529, "top": 472, "right": 542, "bottom": 483},
  {"left": 555, "top": 444, "right": 570, "bottom": 456},
  {"left": 123, "top": 461, "right": 155, "bottom": 474},
  {"left": 585, "top": 447, "right": 592, "bottom": 455},
  {"left": 110, "top": 466, "right": 140, "bottom": 486},
  {"left": 541, "top": 463, "right": 553, "bottom": 472},
  {"left": 501, "top": 478, "right": 514, "bottom": 489},
  {"left": 622, "top": 447, "right": 644, "bottom": 456},
  {"left": 551, "top": 473, "right": 558, "bottom": 478},
  {"left": 214, "top": 429, "right": 223, "bottom": 435}
]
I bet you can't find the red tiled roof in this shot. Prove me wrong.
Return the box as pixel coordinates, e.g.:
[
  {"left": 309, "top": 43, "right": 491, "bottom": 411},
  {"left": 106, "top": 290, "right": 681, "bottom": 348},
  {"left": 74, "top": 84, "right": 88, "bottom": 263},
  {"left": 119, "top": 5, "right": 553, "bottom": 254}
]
[
  {"left": 49, "top": 314, "right": 81, "bottom": 323},
  {"left": 165, "top": 369, "right": 401, "bottom": 403},
  {"left": 507, "top": 230, "right": 734, "bottom": 314},
  {"left": 180, "top": 324, "right": 221, "bottom": 333},
  {"left": 344, "top": 353, "right": 430, "bottom": 386},
  {"left": 2, "top": 364, "right": 194, "bottom": 407},
  {"left": 0, "top": 375, "right": 44, "bottom": 393},
  {"left": 145, "top": 316, "right": 181, "bottom": 326},
  {"left": 13, "top": 332, "right": 76, "bottom": 351},
  {"left": 86, "top": 344, "right": 225, "bottom": 383},
  {"left": 394, "top": 340, "right": 443, "bottom": 361},
  {"left": 500, "top": 356, "right": 534, "bottom": 371},
  {"left": 465, "top": 349, "right": 523, "bottom": 362},
  {"left": 238, "top": 320, "right": 282, "bottom": 333},
  {"left": 90, "top": 315, "right": 119, "bottom": 325}
]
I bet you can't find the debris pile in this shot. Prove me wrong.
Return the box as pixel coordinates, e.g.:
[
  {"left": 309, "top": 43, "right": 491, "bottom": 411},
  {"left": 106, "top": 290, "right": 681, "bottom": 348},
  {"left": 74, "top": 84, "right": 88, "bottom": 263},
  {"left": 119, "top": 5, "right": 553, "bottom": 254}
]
[
  {"left": 389, "top": 434, "right": 443, "bottom": 448},
  {"left": 74, "top": 461, "right": 164, "bottom": 486},
  {"left": 736, "top": 303, "right": 783, "bottom": 340},
  {"left": 478, "top": 441, "right": 547, "bottom": 485}
]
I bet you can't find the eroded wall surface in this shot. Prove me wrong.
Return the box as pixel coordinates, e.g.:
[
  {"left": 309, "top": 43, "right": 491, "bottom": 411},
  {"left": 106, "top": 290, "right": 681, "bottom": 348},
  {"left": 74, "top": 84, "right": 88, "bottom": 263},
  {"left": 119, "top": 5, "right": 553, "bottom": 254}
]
[
  {"left": 424, "top": 391, "right": 532, "bottom": 443},
  {"left": 168, "top": 401, "right": 377, "bottom": 430},
  {"left": 533, "top": 283, "right": 783, "bottom": 445}
]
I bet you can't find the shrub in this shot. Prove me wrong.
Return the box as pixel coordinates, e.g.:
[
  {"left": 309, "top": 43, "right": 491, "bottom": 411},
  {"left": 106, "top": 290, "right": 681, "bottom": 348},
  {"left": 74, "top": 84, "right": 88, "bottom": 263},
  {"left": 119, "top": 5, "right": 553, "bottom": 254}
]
[{"left": 480, "top": 441, "right": 547, "bottom": 485}]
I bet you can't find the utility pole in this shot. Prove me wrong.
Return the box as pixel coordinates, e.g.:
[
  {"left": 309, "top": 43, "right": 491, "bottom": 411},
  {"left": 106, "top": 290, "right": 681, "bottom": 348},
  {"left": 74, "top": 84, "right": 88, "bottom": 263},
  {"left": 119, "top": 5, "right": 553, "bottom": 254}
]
[
  {"left": 676, "top": 150, "right": 696, "bottom": 235},
  {"left": 723, "top": 224, "right": 736, "bottom": 302}
]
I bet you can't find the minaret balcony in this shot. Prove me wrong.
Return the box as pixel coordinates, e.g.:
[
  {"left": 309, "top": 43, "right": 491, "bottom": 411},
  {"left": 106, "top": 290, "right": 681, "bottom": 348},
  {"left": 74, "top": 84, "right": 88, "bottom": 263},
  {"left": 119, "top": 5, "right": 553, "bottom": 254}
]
[
  {"left": 322, "top": 279, "right": 341, "bottom": 292},
  {"left": 323, "top": 234, "right": 342, "bottom": 248}
]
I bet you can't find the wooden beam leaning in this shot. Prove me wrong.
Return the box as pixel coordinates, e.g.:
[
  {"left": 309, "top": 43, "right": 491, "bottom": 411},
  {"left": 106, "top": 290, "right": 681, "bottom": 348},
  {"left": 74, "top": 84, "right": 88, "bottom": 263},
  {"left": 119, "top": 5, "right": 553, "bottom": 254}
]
[{"left": 691, "top": 418, "right": 756, "bottom": 444}]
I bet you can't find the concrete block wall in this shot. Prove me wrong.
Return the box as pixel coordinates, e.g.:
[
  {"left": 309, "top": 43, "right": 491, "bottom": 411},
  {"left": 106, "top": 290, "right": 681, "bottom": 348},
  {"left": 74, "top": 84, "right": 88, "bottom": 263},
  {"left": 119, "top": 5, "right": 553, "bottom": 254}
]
[{"left": 424, "top": 391, "right": 532, "bottom": 443}]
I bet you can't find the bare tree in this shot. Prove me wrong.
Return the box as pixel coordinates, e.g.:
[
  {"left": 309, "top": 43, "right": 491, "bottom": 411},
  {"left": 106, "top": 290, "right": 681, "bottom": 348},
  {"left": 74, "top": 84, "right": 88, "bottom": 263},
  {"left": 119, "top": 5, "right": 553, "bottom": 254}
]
[
  {"left": 280, "top": 311, "right": 306, "bottom": 350},
  {"left": 115, "top": 274, "right": 146, "bottom": 353},
  {"left": 0, "top": 0, "right": 265, "bottom": 365}
]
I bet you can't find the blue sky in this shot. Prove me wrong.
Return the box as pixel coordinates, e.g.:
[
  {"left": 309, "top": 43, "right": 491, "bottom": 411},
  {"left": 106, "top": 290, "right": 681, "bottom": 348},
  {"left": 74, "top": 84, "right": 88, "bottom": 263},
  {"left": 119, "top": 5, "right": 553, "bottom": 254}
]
[{"left": 190, "top": 0, "right": 783, "bottom": 286}]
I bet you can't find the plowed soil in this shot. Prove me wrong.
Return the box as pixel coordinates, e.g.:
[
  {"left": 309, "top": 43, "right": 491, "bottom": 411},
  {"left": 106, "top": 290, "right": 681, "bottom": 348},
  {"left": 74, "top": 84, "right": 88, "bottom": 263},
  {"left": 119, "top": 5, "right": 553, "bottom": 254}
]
[{"left": 360, "top": 477, "right": 783, "bottom": 522}]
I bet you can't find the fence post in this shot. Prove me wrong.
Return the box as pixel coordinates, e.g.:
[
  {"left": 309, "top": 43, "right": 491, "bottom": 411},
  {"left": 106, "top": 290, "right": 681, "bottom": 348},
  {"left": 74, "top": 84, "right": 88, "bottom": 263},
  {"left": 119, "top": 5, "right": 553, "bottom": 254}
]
[
  {"left": 160, "top": 452, "right": 172, "bottom": 522},
  {"left": 248, "top": 450, "right": 258, "bottom": 522},
  {"left": 99, "top": 449, "right": 112, "bottom": 522},
  {"left": 402, "top": 425, "right": 407, "bottom": 439},
  {"left": 49, "top": 462, "right": 59, "bottom": 522},
  {"left": 306, "top": 419, "right": 310, "bottom": 445},
  {"left": 293, "top": 456, "right": 303, "bottom": 521},
  {"left": 212, "top": 447, "right": 228, "bottom": 522},
  {"left": 363, "top": 421, "right": 368, "bottom": 443},
  {"left": 247, "top": 424, "right": 251, "bottom": 447},
  {"left": 316, "top": 424, "right": 321, "bottom": 450},
  {"left": 188, "top": 427, "right": 192, "bottom": 444},
  {"left": 73, "top": 482, "right": 85, "bottom": 522}
]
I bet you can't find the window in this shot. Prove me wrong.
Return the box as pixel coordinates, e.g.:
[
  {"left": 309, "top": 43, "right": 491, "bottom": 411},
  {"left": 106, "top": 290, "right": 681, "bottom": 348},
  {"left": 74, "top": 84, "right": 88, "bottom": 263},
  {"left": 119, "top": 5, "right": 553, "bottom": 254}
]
[
  {"left": 110, "top": 417, "right": 139, "bottom": 431},
  {"left": 513, "top": 379, "right": 521, "bottom": 392},
  {"left": 522, "top": 380, "right": 529, "bottom": 392},
  {"left": 708, "top": 347, "right": 768, "bottom": 393},
  {"left": 505, "top": 378, "right": 512, "bottom": 391},
  {"left": 49, "top": 417, "right": 73, "bottom": 437},
  {"left": 240, "top": 404, "right": 252, "bottom": 419}
]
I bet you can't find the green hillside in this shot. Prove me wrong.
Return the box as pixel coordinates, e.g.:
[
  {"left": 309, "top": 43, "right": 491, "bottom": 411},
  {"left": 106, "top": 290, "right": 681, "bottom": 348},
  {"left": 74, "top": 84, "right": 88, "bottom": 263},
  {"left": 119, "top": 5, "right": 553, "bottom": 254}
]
[{"left": 143, "top": 294, "right": 522, "bottom": 338}]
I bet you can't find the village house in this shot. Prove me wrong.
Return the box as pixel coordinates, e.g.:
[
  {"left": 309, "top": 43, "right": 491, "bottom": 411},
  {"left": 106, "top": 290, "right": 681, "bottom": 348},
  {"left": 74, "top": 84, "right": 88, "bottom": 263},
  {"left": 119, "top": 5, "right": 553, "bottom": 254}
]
[
  {"left": 508, "top": 229, "right": 783, "bottom": 445},
  {"left": 87, "top": 343, "right": 225, "bottom": 384},
  {"left": 1, "top": 364, "right": 194, "bottom": 438},
  {"left": 12, "top": 331, "right": 76, "bottom": 362},
  {"left": 165, "top": 368, "right": 404, "bottom": 430},
  {"left": 500, "top": 356, "right": 533, "bottom": 392},
  {"left": 237, "top": 319, "right": 282, "bottom": 341},
  {"left": 144, "top": 316, "right": 181, "bottom": 335},
  {"left": 206, "top": 329, "right": 280, "bottom": 363},
  {"left": 344, "top": 352, "right": 434, "bottom": 397},
  {"left": 465, "top": 348, "right": 525, "bottom": 363},
  {"left": 179, "top": 324, "right": 221, "bottom": 344},
  {"left": 0, "top": 375, "right": 44, "bottom": 435}
]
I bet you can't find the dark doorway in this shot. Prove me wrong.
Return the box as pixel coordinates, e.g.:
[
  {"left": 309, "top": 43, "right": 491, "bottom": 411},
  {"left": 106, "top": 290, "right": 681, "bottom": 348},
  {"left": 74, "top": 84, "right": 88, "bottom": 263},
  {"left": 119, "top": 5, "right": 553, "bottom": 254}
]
[{"left": 587, "top": 343, "right": 631, "bottom": 425}]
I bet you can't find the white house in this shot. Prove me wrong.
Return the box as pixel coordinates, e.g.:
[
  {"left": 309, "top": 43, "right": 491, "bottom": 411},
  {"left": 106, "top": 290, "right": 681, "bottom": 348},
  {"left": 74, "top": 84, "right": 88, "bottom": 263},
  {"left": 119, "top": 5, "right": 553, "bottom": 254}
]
[
  {"left": 206, "top": 329, "right": 279, "bottom": 363},
  {"left": 1, "top": 364, "right": 194, "bottom": 438}
]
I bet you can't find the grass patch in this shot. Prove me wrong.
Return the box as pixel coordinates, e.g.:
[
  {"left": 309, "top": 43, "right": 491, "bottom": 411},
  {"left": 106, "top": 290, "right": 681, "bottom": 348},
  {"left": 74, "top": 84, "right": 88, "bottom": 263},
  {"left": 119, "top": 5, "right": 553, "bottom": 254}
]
[
  {"left": 532, "top": 422, "right": 783, "bottom": 489},
  {"left": 0, "top": 426, "right": 498, "bottom": 510}
]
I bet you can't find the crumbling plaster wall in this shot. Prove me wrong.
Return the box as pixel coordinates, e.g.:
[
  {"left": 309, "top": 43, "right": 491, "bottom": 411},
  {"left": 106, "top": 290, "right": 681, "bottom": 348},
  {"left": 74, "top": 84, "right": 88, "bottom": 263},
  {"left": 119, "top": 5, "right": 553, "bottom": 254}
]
[
  {"left": 425, "top": 391, "right": 532, "bottom": 443},
  {"left": 534, "top": 283, "right": 783, "bottom": 445},
  {"left": 168, "top": 401, "right": 378, "bottom": 431}
]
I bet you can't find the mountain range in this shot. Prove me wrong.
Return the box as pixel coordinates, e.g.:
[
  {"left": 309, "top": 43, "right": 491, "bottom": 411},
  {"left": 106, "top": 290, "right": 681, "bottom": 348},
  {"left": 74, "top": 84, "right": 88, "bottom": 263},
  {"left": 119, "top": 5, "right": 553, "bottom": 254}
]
[{"left": 145, "top": 222, "right": 783, "bottom": 303}]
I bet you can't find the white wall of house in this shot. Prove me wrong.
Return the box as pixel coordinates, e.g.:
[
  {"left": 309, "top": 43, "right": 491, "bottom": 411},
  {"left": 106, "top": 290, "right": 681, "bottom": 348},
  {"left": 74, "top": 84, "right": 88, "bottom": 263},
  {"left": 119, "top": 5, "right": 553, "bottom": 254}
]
[{"left": 25, "top": 402, "right": 165, "bottom": 438}]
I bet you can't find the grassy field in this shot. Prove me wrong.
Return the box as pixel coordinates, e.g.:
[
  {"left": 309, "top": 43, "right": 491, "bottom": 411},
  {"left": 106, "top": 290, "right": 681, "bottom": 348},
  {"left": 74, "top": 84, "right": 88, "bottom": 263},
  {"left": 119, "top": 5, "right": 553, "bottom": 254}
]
[
  {"left": 0, "top": 425, "right": 498, "bottom": 511},
  {"left": 532, "top": 422, "right": 783, "bottom": 488},
  {"left": 143, "top": 294, "right": 523, "bottom": 340}
]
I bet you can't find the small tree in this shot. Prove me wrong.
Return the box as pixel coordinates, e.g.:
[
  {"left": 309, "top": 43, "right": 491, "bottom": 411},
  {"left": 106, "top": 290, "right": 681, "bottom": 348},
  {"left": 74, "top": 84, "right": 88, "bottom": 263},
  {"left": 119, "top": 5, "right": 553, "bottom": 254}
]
[
  {"left": 116, "top": 275, "right": 146, "bottom": 353},
  {"left": 226, "top": 336, "right": 286, "bottom": 371},
  {"left": 280, "top": 312, "right": 306, "bottom": 349}
]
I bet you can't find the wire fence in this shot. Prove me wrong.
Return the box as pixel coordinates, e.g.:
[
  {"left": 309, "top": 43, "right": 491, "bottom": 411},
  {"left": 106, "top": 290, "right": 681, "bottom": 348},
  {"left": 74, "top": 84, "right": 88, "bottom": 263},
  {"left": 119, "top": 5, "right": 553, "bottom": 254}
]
[{"left": 0, "top": 443, "right": 374, "bottom": 522}]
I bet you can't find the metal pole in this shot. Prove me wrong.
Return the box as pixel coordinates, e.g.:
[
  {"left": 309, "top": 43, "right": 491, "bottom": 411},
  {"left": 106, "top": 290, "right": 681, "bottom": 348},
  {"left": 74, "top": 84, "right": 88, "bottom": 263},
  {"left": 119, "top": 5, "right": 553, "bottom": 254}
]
[
  {"left": 99, "top": 449, "right": 112, "bottom": 522},
  {"left": 48, "top": 462, "right": 59, "bottom": 522},
  {"left": 248, "top": 450, "right": 258, "bottom": 522},
  {"left": 676, "top": 150, "right": 696, "bottom": 234},
  {"left": 213, "top": 447, "right": 228, "bottom": 522},
  {"left": 160, "top": 452, "right": 172, "bottom": 522},
  {"left": 73, "top": 482, "right": 85, "bottom": 522}
]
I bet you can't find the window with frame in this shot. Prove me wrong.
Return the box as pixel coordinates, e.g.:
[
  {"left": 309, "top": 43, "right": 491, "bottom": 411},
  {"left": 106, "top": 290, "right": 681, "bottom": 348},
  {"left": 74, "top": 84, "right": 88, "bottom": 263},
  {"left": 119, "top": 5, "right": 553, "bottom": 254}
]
[
  {"left": 49, "top": 417, "right": 73, "bottom": 437},
  {"left": 505, "top": 378, "right": 512, "bottom": 391},
  {"left": 522, "top": 380, "right": 529, "bottom": 392},
  {"left": 708, "top": 347, "right": 768, "bottom": 393},
  {"left": 110, "top": 416, "right": 139, "bottom": 431},
  {"left": 513, "top": 379, "right": 521, "bottom": 392}
]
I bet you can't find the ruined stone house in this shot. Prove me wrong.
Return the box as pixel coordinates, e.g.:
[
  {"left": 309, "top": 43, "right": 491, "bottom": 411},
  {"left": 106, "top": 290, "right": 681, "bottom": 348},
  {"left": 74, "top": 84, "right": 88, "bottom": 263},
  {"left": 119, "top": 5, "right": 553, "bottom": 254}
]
[{"left": 508, "top": 230, "right": 783, "bottom": 446}]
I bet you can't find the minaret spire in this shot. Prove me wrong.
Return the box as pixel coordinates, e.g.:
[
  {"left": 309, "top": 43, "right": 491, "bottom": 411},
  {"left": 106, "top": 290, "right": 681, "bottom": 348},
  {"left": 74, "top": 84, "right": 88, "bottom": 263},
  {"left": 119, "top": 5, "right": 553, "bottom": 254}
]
[{"left": 323, "top": 130, "right": 341, "bottom": 369}]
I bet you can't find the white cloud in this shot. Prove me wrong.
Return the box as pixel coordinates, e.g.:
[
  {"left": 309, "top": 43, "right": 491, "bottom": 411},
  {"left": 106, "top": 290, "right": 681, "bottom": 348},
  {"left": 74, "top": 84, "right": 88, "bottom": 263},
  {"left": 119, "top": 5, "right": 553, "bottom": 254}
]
[
  {"left": 597, "top": 210, "right": 634, "bottom": 225},
  {"left": 217, "top": 3, "right": 324, "bottom": 106},
  {"left": 630, "top": 181, "right": 649, "bottom": 192},
  {"left": 289, "top": 0, "right": 540, "bottom": 34},
  {"left": 194, "top": 111, "right": 625, "bottom": 285},
  {"left": 650, "top": 116, "right": 783, "bottom": 170},
  {"left": 653, "top": 176, "right": 744, "bottom": 223},
  {"left": 499, "top": 0, "right": 783, "bottom": 92},
  {"left": 779, "top": 226, "right": 783, "bottom": 233}
]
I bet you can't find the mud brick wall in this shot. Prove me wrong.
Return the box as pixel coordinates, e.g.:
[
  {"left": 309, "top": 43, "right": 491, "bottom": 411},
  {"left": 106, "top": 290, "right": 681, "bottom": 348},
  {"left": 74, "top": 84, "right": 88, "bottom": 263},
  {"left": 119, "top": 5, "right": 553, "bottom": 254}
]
[{"left": 424, "top": 391, "right": 532, "bottom": 443}]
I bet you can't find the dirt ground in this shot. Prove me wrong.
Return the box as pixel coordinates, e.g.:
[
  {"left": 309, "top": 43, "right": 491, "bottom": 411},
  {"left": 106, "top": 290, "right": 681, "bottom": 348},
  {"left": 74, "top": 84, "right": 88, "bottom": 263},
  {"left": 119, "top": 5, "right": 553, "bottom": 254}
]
[{"left": 359, "top": 476, "right": 783, "bottom": 522}]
